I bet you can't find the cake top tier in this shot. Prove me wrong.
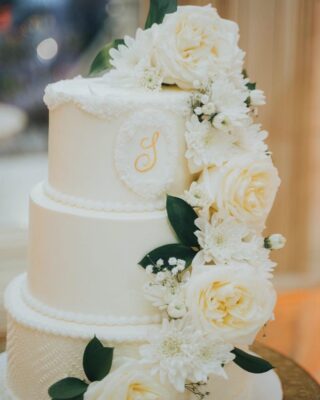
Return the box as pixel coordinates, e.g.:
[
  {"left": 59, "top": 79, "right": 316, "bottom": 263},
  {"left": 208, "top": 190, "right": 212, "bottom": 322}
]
[
  {"left": 45, "top": 77, "right": 193, "bottom": 212},
  {"left": 43, "top": 3, "right": 248, "bottom": 213}
]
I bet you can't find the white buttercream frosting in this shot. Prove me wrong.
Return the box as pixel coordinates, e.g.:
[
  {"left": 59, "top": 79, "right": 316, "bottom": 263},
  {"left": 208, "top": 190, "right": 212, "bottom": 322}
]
[
  {"left": 28, "top": 183, "right": 176, "bottom": 319},
  {"left": 43, "top": 75, "right": 191, "bottom": 118}
]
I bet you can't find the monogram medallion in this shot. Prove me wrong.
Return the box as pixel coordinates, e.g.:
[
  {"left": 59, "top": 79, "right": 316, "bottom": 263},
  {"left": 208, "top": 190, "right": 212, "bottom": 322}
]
[{"left": 114, "top": 110, "right": 178, "bottom": 199}]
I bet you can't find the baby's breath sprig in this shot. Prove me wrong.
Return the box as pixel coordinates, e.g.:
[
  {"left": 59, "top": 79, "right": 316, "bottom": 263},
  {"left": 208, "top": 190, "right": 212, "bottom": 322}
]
[{"left": 185, "top": 382, "right": 210, "bottom": 399}]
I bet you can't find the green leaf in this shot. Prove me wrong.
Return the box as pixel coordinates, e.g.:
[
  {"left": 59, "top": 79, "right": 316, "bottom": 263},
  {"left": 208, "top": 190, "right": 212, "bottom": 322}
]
[
  {"left": 52, "top": 397, "right": 83, "bottom": 400},
  {"left": 89, "top": 39, "right": 124, "bottom": 75},
  {"left": 166, "top": 195, "right": 199, "bottom": 248},
  {"left": 48, "top": 378, "right": 88, "bottom": 399},
  {"left": 145, "top": 0, "right": 177, "bottom": 29},
  {"left": 232, "top": 348, "right": 274, "bottom": 374},
  {"left": 139, "top": 243, "right": 197, "bottom": 270},
  {"left": 246, "top": 82, "right": 256, "bottom": 91},
  {"left": 83, "top": 337, "right": 114, "bottom": 382},
  {"left": 242, "top": 69, "right": 248, "bottom": 79}
]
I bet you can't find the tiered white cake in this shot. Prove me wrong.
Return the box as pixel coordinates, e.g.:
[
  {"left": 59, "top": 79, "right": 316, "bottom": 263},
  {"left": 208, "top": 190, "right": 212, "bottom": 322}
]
[
  {"left": 1, "top": 4, "right": 284, "bottom": 400},
  {"left": 2, "top": 80, "right": 251, "bottom": 400}
]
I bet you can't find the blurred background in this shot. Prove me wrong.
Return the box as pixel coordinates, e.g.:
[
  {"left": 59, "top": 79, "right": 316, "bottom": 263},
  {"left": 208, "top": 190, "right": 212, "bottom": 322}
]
[{"left": 0, "top": 0, "right": 319, "bottom": 383}]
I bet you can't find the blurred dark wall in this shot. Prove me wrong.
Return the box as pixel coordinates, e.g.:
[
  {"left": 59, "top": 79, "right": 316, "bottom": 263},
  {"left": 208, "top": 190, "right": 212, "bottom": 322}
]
[{"left": 0, "top": 0, "right": 108, "bottom": 120}]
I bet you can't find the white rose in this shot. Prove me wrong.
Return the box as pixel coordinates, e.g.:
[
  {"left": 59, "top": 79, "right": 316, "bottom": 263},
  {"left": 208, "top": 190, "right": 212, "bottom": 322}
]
[
  {"left": 84, "top": 361, "right": 175, "bottom": 400},
  {"left": 186, "top": 263, "right": 276, "bottom": 344},
  {"left": 153, "top": 5, "right": 243, "bottom": 89},
  {"left": 199, "top": 155, "right": 280, "bottom": 230}
]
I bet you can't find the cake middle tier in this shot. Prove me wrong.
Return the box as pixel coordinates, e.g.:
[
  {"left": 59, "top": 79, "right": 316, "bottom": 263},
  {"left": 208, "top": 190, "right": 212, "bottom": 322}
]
[{"left": 27, "top": 182, "right": 177, "bottom": 323}]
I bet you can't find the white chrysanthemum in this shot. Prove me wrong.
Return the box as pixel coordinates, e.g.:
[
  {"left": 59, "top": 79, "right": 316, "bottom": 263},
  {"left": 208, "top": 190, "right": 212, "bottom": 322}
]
[
  {"left": 232, "top": 122, "right": 268, "bottom": 155},
  {"left": 185, "top": 114, "right": 269, "bottom": 173},
  {"left": 106, "top": 27, "right": 163, "bottom": 89},
  {"left": 185, "top": 115, "right": 235, "bottom": 172},
  {"left": 143, "top": 270, "right": 188, "bottom": 314},
  {"left": 209, "top": 75, "right": 249, "bottom": 126},
  {"left": 191, "top": 338, "right": 235, "bottom": 383},
  {"left": 186, "top": 263, "right": 276, "bottom": 344},
  {"left": 250, "top": 89, "right": 266, "bottom": 106},
  {"left": 140, "top": 319, "right": 234, "bottom": 392},
  {"left": 153, "top": 5, "right": 244, "bottom": 89},
  {"left": 193, "top": 211, "right": 275, "bottom": 273}
]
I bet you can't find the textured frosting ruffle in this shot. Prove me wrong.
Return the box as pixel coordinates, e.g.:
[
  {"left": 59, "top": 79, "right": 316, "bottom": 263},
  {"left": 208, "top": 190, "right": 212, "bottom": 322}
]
[{"left": 43, "top": 76, "right": 191, "bottom": 118}]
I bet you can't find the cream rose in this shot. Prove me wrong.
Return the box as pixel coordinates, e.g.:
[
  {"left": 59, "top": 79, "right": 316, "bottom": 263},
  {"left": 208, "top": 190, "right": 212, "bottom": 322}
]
[
  {"left": 186, "top": 263, "right": 276, "bottom": 344},
  {"left": 153, "top": 5, "right": 243, "bottom": 89},
  {"left": 199, "top": 155, "right": 280, "bottom": 230},
  {"left": 84, "top": 361, "right": 175, "bottom": 400}
]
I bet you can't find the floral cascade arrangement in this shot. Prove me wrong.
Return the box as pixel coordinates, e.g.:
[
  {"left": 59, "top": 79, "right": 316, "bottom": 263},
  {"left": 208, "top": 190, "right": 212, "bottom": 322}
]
[{"left": 49, "top": 0, "right": 286, "bottom": 399}]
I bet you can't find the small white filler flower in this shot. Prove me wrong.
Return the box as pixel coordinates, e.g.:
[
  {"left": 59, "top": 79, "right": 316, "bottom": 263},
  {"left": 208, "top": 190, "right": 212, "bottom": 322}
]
[{"left": 264, "top": 234, "right": 286, "bottom": 250}]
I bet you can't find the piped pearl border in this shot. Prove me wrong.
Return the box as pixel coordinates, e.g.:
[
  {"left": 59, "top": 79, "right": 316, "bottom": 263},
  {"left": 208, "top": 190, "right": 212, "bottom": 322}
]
[
  {"left": 21, "top": 279, "right": 162, "bottom": 327},
  {"left": 5, "top": 275, "right": 160, "bottom": 344},
  {"left": 43, "top": 182, "right": 165, "bottom": 212}
]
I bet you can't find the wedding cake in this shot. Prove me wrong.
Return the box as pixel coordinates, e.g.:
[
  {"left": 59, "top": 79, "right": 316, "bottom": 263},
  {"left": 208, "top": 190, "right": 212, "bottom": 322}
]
[{"left": 0, "top": 3, "right": 286, "bottom": 400}]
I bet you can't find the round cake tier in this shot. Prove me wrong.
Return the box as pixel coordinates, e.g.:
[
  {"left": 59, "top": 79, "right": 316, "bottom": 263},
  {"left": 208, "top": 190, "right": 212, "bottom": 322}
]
[
  {"left": 5, "top": 274, "right": 254, "bottom": 400},
  {"left": 28, "top": 182, "right": 177, "bottom": 322},
  {"left": 44, "top": 77, "right": 193, "bottom": 212}
]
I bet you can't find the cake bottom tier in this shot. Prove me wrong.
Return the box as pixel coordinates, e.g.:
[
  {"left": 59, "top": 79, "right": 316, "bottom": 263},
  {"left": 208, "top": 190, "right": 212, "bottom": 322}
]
[{"left": 5, "top": 275, "right": 255, "bottom": 400}]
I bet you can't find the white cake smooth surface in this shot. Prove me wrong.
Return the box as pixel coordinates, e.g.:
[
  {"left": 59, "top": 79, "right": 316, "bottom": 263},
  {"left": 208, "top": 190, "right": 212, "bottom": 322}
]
[
  {"left": 28, "top": 182, "right": 177, "bottom": 320},
  {"left": 44, "top": 78, "right": 193, "bottom": 212},
  {"left": 4, "top": 275, "right": 256, "bottom": 400}
]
